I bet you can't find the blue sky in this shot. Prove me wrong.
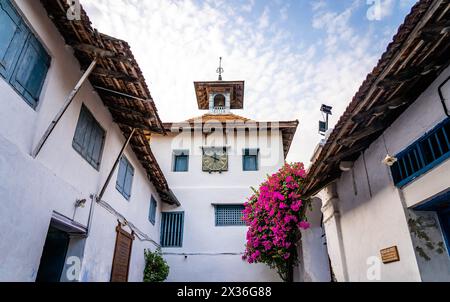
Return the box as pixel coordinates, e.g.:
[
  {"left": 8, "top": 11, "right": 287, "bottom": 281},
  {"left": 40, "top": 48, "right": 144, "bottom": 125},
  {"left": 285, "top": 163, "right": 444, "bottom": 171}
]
[{"left": 82, "top": 0, "right": 418, "bottom": 165}]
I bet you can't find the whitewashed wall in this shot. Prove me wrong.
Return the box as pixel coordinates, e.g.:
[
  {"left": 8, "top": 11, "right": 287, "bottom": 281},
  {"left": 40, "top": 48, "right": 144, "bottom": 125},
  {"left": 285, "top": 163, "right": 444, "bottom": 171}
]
[
  {"left": 151, "top": 129, "right": 284, "bottom": 281},
  {"left": 319, "top": 65, "right": 450, "bottom": 282},
  {"left": 0, "top": 0, "right": 163, "bottom": 282}
]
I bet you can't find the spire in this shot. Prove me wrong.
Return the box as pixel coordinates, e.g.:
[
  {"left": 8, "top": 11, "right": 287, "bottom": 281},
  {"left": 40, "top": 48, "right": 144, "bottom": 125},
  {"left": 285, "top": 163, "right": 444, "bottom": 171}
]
[{"left": 216, "top": 57, "right": 224, "bottom": 81}]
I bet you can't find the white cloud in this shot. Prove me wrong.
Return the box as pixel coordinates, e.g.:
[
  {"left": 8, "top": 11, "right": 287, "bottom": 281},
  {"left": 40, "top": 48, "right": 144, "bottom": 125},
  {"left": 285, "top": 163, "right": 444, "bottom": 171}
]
[
  {"left": 242, "top": 0, "right": 255, "bottom": 13},
  {"left": 81, "top": 0, "right": 401, "bottom": 166},
  {"left": 258, "top": 6, "right": 270, "bottom": 29}
]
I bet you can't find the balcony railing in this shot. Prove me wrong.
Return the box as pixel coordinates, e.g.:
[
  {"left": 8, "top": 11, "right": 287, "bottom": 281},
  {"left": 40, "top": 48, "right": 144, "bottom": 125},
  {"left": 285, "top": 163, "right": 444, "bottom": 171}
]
[{"left": 211, "top": 106, "right": 228, "bottom": 114}]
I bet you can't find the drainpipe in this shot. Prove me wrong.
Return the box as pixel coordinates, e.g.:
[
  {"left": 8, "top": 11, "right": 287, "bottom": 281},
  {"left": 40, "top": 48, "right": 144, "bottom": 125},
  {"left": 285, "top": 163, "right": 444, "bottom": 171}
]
[
  {"left": 32, "top": 59, "right": 98, "bottom": 158},
  {"left": 438, "top": 76, "right": 450, "bottom": 117}
]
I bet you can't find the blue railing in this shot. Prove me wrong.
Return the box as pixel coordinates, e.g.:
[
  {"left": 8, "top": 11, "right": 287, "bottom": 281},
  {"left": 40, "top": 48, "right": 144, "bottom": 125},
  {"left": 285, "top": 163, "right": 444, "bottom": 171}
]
[{"left": 391, "top": 117, "right": 450, "bottom": 187}]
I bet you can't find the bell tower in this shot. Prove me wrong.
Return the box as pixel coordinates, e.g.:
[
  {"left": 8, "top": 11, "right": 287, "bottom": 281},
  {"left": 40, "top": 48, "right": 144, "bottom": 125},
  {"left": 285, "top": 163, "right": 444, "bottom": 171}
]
[{"left": 194, "top": 57, "right": 245, "bottom": 115}]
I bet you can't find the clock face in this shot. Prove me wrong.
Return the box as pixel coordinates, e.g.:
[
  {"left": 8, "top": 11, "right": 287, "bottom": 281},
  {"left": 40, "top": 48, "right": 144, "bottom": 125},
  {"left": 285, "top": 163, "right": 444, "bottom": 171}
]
[{"left": 202, "top": 148, "right": 228, "bottom": 172}]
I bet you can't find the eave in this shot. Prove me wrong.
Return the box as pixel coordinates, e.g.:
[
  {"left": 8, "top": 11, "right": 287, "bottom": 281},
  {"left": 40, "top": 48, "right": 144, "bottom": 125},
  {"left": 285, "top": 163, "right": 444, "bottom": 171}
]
[
  {"left": 303, "top": 0, "right": 450, "bottom": 197},
  {"left": 162, "top": 119, "right": 299, "bottom": 159},
  {"left": 40, "top": 0, "right": 179, "bottom": 205}
]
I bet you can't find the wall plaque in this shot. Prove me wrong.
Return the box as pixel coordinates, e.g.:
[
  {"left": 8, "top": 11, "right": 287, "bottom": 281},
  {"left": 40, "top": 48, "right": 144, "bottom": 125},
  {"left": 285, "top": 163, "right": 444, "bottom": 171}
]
[
  {"left": 110, "top": 225, "right": 134, "bottom": 282},
  {"left": 380, "top": 246, "right": 400, "bottom": 264}
]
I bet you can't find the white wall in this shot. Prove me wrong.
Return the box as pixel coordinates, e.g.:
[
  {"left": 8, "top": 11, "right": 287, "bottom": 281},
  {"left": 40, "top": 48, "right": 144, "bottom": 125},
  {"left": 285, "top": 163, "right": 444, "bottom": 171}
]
[
  {"left": 151, "top": 128, "right": 284, "bottom": 281},
  {"left": 321, "top": 65, "right": 450, "bottom": 282},
  {"left": 295, "top": 197, "right": 331, "bottom": 282},
  {"left": 0, "top": 0, "right": 163, "bottom": 282}
]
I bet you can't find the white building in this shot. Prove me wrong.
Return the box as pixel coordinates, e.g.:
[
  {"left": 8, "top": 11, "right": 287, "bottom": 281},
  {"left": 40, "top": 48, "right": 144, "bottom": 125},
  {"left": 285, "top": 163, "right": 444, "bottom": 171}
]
[
  {"left": 0, "top": 0, "right": 179, "bottom": 282},
  {"left": 301, "top": 0, "right": 450, "bottom": 282},
  {"left": 151, "top": 79, "right": 299, "bottom": 281}
]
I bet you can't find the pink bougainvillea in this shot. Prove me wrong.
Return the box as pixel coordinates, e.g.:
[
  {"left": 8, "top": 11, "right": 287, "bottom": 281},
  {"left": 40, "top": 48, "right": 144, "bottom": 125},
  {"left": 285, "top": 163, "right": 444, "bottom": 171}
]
[{"left": 242, "top": 162, "right": 310, "bottom": 282}]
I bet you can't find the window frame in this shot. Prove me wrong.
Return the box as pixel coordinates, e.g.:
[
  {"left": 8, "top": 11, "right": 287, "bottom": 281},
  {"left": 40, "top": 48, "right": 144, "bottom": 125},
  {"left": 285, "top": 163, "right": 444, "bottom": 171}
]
[
  {"left": 242, "top": 148, "right": 259, "bottom": 171},
  {"left": 116, "top": 156, "right": 134, "bottom": 201},
  {"left": 72, "top": 104, "right": 106, "bottom": 171},
  {"left": 214, "top": 204, "right": 246, "bottom": 227},
  {"left": 172, "top": 150, "right": 189, "bottom": 172}
]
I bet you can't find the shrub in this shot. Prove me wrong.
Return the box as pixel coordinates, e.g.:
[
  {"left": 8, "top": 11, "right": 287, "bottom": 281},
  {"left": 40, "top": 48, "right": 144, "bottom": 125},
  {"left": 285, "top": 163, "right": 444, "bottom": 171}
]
[
  {"left": 242, "top": 162, "right": 310, "bottom": 282},
  {"left": 143, "top": 248, "right": 169, "bottom": 282}
]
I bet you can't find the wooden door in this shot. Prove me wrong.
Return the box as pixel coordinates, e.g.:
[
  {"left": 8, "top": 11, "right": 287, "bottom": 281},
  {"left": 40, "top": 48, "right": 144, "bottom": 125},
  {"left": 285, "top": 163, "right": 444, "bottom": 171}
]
[{"left": 110, "top": 225, "right": 134, "bottom": 282}]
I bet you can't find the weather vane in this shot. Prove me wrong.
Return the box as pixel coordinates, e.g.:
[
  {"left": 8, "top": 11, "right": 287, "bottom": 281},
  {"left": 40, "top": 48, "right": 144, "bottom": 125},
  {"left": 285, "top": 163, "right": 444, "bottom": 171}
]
[{"left": 216, "top": 57, "right": 224, "bottom": 81}]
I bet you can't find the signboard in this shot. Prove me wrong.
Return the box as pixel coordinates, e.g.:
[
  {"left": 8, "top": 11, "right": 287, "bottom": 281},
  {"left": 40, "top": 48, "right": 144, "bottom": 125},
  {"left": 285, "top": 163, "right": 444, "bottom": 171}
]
[
  {"left": 380, "top": 246, "right": 400, "bottom": 264},
  {"left": 110, "top": 225, "right": 134, "bottom": 282}
]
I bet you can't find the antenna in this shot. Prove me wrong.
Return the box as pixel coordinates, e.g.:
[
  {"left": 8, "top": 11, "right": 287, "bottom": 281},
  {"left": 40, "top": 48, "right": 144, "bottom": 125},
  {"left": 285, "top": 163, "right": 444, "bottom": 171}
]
[
  {"left": 319, "top": 104, "right": 333, "bottom": 136},
  {"left": 216, "top": 57, "right": 224, "bottom": 81}
]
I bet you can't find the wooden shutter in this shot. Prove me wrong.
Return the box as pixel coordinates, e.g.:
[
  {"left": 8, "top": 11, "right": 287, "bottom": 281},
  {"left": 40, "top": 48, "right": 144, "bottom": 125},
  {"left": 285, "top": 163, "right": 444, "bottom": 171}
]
[
  {"left": 0, "top": 0, "right": 27, "bottom": 79},
  {"left": 72, "top": 105, "right": 105, "bottom": 170},
  {"left": 110, "top": 225, "right": 134, "bottom": 282},
  {"left": 11, "top": 34, "right": 50, "bottom": 107},
  {"left": 123, "top": 162, "right": 134, "bottom": 199},
  {"left": 149, "top": 196, "right": 157, "bottom": 224},
  {"left": 116, "top": 157, "right": 127, "bottom": 193}
]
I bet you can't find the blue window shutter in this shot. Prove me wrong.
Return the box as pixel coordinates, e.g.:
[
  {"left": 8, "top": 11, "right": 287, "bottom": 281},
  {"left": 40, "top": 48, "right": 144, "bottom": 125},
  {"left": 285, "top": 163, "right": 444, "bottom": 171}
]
[
  {"left": 149, "top": 196, "right": 157, "bottom": 225},
  {"left": 72, "top": 105, "right": 105, "bottom": 170},
  {"left": 73, "top": 107, "right": 89, "bottom": 152},
  {"left": 116, "top": 157, "right": 127, "bottom": 193},
  {"left": 174, "top": 153, "right": 188, "bottom": 172},
  {"left": 123, "top": 162, "right": 134, "bottom": 200},
  {"left": 10, "top": 34, "right": 50, "bottom": 107},
  {"left": 116, "top": 156, "right": 133, "bottom": 200},
  {"left": 0, "top": 0, "right": 27, "bottom": 79},
  {"left": 92, "top": 127, "right": 105, "bottom": 167}
]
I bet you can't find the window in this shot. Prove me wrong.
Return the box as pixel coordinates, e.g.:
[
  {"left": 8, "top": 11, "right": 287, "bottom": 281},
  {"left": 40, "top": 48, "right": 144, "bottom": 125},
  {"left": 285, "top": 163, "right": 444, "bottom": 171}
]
[
  {"left": 0, "top": 0, "right": 50, "bottom": 108},
  {"left": 160, "top": 212, "right": 184, "bottom": 247},
  {"left": 116, "top": 156, "right": 134, "bottom": 200},
  {"left": 173, "top": 150, "right": 189, "bottom": 172},
  {"left": 72, "top": 105, "right": 106, "bottom": 170},
  {"left": 215, "top": 205, "right": 245, "bottom": 226},
  {"left": 391, "top": 118, "right": 450, "bottom": 187},
  {"left": 213, "top": 94, "right": 225, "bottom": 108},
  {"left": 149, "top": 196, "right": 157, "bottom": 225},
  {"left": 243, "top": 149, "right": 259, "bottom": 171}
]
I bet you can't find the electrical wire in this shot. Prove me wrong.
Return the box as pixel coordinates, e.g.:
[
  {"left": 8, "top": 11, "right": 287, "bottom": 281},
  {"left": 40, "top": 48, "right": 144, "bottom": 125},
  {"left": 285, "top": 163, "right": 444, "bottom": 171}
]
[
  {"left": 97, "top": 199, "right": 161, "bottom": 248},
  {"left": 162, "top": 252, "right": 244, "bottom": 256}
]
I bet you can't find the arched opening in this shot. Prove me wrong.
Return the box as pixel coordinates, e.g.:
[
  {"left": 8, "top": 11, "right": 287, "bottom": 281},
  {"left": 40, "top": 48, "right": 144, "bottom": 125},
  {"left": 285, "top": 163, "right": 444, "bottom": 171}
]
[{"left": 213, "top": 94, "right": 226, "bottom": 108}]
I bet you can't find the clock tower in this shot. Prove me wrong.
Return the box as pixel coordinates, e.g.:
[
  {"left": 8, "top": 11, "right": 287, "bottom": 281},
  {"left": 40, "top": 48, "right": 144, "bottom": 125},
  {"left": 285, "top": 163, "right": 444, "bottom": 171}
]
[
  {"left": 194, "top": 57, "right": 245, "bottom": 115},
  {"left": 194, "top": 58, "right": 246, "bottom": 173},
  {"left": 150, "top": 58, "right": 298, "bottom": 282}
]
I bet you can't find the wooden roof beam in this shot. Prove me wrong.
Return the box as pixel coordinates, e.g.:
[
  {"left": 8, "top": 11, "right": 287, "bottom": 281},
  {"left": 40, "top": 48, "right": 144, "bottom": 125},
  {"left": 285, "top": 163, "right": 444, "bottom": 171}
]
[
  {"left": 324, "top": 142, "right": 370, "bottom": 165},
  {"left": 352, "top": 97, "right": 408, "bottom": 123},
  {"left": 105, "top": 103, "right": 156, "bottom": 121},
  {"left": 115, "top": 119, "right": 163, "bottom": 134},
  {"left": 92, "top": 67, "right": 138, "bottom": 83},
  {"left": 73, "top": 43, "right": 132, "bottom": 62},
  {"left": 337, "top": 122, "right": 385, "bottom": 147}
]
